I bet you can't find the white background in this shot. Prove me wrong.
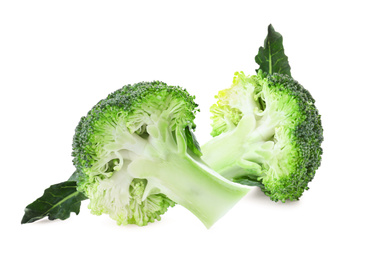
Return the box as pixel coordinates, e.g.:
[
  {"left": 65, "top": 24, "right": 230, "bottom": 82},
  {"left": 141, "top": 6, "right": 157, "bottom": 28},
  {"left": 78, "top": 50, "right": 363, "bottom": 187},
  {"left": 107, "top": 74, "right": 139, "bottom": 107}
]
[{"left": 1, "top": 1, "right": 365, "bottom": 259}]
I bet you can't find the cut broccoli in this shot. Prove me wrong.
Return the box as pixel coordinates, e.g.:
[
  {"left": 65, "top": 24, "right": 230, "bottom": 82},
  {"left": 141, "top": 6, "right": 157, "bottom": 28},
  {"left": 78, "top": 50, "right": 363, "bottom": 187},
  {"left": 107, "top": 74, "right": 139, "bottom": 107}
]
[
  {"left": 202, "top": 71, "right": 323, "bottom": 202},
  {"left": 71, "top": 81, "right": 249, "bottom": 227}
]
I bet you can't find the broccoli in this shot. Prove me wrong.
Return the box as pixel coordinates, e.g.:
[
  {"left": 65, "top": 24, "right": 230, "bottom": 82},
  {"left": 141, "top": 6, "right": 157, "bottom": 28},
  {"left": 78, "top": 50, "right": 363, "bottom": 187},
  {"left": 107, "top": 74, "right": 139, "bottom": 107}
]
[
  {"left": 22, "top": 81, "right": 249, "bottom": 228},
  {"left": 201, "top": 71, "right": 323, "bottom": 202}
]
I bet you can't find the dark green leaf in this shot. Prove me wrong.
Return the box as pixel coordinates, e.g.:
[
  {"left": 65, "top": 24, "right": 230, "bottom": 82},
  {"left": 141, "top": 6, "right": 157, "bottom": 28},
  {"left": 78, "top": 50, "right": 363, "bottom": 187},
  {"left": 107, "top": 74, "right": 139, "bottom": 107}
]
[
  {"left": 185, "top": 126, "right": 203, "bottom": 157},
  {"left": 233, "top": 176, "right": 264, "bottom": 188},
  {"left": 255, "top": 24, "right": 291, "bottom": 77},
  {"left": 21, "top": 181, "right": 88, "bottom": 224}
]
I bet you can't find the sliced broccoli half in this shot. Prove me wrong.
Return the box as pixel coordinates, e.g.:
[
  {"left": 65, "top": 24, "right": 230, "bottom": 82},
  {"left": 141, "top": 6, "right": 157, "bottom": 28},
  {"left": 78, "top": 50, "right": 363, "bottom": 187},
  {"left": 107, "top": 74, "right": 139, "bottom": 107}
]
[
  {"left": 202, "top": 71, "right": 323, "bottom": 202},
  {"left": 72, "top": 81, "right": 249, "bottom": 227}
]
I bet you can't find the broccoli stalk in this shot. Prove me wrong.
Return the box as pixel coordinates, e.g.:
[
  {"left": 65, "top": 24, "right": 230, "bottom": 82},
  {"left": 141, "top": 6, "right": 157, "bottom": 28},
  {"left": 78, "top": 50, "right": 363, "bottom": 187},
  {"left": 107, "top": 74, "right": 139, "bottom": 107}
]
[
  {"left": 202, "top": 71, "right": 323, "bottom": 202},
  {"left": 71, "top": 81, "right": 249, "bottom": 228},
  {"left": 202, "top": 113, "right": 271, "bottom": 182},
  {"left": 127, "top": 124, "right": 247, "bottom": 228}
]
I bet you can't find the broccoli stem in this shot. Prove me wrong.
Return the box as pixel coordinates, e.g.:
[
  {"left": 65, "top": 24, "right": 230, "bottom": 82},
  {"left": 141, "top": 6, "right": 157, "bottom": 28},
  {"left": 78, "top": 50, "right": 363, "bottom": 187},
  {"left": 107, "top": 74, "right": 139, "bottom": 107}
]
[
  {"left": 202, "top": 114, "right": 274, "bottom": 182},
  {"left": 202, "top": 114, "right": 256, "bottom": 177},
  {"left": 202, "top": 128, "right": 249, "bottom": 180},
  {"left": 128, "top": 153, "right": 249, "bottom": 228}
]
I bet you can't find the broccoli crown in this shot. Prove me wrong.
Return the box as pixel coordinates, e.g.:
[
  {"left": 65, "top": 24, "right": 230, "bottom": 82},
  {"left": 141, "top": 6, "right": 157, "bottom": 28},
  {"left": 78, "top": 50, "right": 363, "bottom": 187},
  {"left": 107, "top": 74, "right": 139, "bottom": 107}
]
[
  {"left": 72, "top": 81, "right": 248, "bottom": 227},
  {"left": 72, "top": 81, "right": 197, "bottom": 225},
  {"left": 73, "top": 81, "right": 198, "bottom": 171},
  {"left": 202, "top": 71, "right": 323, "bottom": 202}
]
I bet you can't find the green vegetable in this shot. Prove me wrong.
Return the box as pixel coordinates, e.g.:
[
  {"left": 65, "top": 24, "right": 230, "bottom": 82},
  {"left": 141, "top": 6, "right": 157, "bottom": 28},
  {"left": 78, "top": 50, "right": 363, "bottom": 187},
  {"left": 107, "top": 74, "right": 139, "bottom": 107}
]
[
  {"left": 22, "top": 81, "right": 249, "bottom": 228},
  {"left": 202, "top": 25, "right": 323, "bottom": 202},
  {"left": 255, "top": 24, "right": 291, "bottom": 77},
  {"left": 21, "top": 181, "right": 87, "bottom": 224}
]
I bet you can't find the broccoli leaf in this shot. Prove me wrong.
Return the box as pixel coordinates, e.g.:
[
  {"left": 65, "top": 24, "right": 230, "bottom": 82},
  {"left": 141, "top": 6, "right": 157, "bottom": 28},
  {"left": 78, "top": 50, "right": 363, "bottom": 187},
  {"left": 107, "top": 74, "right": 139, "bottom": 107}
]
[
  {"left": 21, "top": 181, "right": 87, "bottom": 224},
  {"left": 233, "top": 176, "right": 264, "bottom": 188},
  {"left": 185, "top": 126, "right": 203, "bottom": 157},
  {"left": 255, "top": 24, "right": 291, "bottom": 77}
]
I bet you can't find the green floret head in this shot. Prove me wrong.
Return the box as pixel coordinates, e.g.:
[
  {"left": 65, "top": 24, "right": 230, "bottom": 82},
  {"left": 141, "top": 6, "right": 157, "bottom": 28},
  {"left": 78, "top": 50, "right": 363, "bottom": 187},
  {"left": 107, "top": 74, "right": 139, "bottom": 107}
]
[
  {"left": 202, "top": 71, "right": 323, "bottom": 202},
  {"left": 72, "top": 81, "right": 198, "bottom": 171},
  {"left": 258, "top": 72, "right": 323, "bottom": 201},
  {"left": 71, "top": 81, "right": 198, "bottom": 226}
]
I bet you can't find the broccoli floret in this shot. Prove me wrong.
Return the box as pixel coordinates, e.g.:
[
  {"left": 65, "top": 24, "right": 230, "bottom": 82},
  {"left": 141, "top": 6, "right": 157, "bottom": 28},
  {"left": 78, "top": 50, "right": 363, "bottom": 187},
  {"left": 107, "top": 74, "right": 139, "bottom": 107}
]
[
  {"left": 201, "top": 71, "right": 323, "bottom": 202},
  {"left": 72, "top": 81, "right": 249, "bottom": 227}
]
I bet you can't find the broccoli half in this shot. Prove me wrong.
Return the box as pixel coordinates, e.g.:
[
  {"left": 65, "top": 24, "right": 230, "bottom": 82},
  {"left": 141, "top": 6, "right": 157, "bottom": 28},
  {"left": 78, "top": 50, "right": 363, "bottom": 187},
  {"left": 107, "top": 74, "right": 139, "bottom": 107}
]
[
  {"left": 71, "top": 81, "right": 249, "bottom": 227},
  {"left": 201, "top": 71, "right": 323, "bottom": 202}
]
